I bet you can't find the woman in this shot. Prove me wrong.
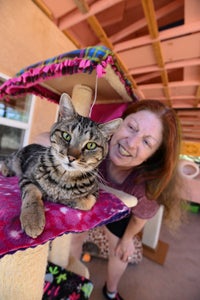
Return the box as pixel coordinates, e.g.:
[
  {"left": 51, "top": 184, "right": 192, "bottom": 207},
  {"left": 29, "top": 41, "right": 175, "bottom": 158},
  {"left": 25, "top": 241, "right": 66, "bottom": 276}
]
[{"left": 99, "top": 99, "right": 184, "bottom": 300}]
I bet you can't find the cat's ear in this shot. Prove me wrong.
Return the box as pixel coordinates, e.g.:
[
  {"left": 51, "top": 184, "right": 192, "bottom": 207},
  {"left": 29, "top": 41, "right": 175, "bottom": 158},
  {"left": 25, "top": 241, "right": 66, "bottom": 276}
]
[
  {"left": 98, "top": 118, "right": 122, "bottom": 140},
  {"left": 58, "top": 93, "right": 77, "bottom": 121}
]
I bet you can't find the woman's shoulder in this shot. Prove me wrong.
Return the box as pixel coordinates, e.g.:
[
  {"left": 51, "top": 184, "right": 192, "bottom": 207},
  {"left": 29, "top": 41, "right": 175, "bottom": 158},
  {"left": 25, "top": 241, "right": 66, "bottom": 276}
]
[
  {"left": 131, "top": 194, "right": 159, "bottom": 219},
  {"left": 127, "top": 171, "right": 160, "bottom": 219}
]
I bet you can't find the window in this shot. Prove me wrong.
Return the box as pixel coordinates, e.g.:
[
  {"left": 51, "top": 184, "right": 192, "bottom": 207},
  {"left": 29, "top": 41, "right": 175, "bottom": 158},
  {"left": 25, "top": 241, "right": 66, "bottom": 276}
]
[{"left": 0, "top": 74, "right": 34, "bottom": 159}]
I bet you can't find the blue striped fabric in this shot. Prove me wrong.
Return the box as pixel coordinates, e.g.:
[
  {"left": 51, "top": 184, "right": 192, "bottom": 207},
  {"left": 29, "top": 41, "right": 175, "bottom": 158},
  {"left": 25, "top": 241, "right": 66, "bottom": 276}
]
[{"left": 17, "top": 46, "right": 113, "bottom": 76}]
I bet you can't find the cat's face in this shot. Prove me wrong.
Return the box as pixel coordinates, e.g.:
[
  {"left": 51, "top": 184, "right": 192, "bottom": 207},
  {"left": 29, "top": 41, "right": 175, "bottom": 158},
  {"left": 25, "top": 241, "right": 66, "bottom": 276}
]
[
  {"left": 50, "top": 117, "right": 110, "bottom": 172},
  {"left": 50, "top": 93, "right": 122, "bottom": 173}
]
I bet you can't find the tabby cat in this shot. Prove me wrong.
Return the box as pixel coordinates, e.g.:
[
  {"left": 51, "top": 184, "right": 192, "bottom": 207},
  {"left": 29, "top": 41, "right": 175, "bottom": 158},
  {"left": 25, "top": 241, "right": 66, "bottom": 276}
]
[{"left": 1, "top": 93, "right": 122, "bottom": 238}]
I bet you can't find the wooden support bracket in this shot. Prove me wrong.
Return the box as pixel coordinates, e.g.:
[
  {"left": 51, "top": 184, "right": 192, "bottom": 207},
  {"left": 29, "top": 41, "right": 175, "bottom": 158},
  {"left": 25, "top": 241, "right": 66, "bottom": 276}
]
[{"left": 142, "top": 240, "right": 169, "bottom": 265}]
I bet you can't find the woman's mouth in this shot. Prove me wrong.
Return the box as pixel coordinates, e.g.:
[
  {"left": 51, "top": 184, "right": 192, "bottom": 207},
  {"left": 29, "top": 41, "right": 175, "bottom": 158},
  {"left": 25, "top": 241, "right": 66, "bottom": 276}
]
[{"left": 118, "top": 144, "right": 131, "bottom": 157}]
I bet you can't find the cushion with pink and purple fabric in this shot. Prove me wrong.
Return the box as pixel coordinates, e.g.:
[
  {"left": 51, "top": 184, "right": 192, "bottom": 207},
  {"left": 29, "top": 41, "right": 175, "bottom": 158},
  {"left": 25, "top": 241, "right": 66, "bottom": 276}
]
[{"left": 0, "top": 173, "right": 130, "bottom": 258}]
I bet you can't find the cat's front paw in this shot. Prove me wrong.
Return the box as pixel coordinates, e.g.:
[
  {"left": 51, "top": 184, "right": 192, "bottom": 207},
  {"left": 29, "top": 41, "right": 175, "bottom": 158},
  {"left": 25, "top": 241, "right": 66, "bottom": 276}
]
[
  {"left": 20, "top": 204, "right": 45, "bottom": 238},
  {"left": 75, "top": 194, "right": 96, "bottom": 211}
]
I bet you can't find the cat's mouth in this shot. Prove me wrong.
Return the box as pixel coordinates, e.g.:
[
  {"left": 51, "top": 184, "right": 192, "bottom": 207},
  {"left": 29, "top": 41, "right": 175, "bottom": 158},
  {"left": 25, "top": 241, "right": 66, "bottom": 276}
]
[{"left": 65, "top": 161, "right": 76, "bottom": 169}]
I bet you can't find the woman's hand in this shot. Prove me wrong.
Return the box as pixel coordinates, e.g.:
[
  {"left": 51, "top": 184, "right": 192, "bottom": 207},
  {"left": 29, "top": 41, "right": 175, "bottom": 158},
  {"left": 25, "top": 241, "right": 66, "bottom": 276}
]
[
  {"left": 114, "top": 215, "right": 147, "bottom": 263},
  {"left": 115, "top": 237, "right": 135, "bottom": 263}
]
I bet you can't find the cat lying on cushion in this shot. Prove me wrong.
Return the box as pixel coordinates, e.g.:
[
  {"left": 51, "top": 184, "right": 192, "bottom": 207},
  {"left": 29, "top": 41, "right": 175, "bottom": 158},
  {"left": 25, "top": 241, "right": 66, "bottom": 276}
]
[{"left": 1, "top": 93, "right": 122, "bottom": 238}]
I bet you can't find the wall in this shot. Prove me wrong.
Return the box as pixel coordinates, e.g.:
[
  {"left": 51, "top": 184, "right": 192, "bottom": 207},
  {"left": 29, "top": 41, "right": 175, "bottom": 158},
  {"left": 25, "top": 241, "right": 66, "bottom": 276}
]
[{"left": 0, "top": 0, "right": 76, "bottom": 142}]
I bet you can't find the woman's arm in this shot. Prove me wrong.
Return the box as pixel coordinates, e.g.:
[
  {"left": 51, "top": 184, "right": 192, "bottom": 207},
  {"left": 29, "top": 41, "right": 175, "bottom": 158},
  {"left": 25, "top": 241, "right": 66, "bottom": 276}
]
[
  {"left": 98, "top": 183, "right": 138, "bottom": 208},
  {"left": 123, "top": 215, "right": 146, "bottom": 239},
  {"left": 115, "top": 215, "right": 147, "bottom": 262}
]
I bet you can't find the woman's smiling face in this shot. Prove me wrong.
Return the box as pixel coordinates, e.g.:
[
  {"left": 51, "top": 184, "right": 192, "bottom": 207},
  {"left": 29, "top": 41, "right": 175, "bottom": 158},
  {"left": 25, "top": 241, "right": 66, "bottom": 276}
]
[{"left": 109, "top": 110, "right": 163, "bottom": 169}]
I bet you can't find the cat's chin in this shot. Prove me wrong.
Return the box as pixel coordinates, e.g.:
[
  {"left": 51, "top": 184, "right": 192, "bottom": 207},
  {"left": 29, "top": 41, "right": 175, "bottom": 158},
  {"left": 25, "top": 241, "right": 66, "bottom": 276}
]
[
  {"left": 61, "top": 161, "right": 93, "bottom": 172},
  {"left": 61, "top": 164, "right": 82, "bottom": 174}
]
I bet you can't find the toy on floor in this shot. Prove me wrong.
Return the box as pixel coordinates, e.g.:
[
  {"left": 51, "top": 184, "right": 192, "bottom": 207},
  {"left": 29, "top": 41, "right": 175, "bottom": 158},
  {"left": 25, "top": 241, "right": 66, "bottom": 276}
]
[{"left": 82, "top": 226, "right": 143, "bottom": 265}]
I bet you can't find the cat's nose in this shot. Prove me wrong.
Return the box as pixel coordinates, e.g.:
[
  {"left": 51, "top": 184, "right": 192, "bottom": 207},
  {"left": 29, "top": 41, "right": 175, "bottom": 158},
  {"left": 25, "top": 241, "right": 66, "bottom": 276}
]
[{"left": 68, "top": 156, "right": 76, "bottom": 162}]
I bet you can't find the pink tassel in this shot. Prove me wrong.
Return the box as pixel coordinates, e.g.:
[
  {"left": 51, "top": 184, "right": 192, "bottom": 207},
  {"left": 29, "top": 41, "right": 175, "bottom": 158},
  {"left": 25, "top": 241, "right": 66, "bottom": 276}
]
[{"left": 96, "top": 64, "right": 106, "bottom": 77}]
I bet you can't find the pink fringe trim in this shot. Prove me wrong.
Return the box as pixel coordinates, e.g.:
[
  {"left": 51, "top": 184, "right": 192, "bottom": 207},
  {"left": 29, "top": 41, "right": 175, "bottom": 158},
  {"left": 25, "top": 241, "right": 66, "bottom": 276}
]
[{"left": 0, "top": 55, "right": 135, "bottom": 103}]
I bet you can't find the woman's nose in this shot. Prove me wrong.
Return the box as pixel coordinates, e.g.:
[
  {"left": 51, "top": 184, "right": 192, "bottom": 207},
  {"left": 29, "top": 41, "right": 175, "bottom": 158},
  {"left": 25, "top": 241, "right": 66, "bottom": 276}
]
[{"left": 127, "top": 135, "right": 140, "bottom": 148}]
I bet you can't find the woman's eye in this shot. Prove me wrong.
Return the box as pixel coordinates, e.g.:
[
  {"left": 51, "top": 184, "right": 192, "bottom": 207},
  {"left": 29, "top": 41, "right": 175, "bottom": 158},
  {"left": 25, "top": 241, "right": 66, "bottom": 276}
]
[
  {"left": 62, "top": 132, "right": 71, "bottom": 142},
  {"left": 86, "top": 142, "right": 97, "bottom": 150},
  {"left": 144, "top": 139, "right": 151, "bottom": 148},
  {"left": 128, "top": 124, "right": 137, "bottom": 131}
]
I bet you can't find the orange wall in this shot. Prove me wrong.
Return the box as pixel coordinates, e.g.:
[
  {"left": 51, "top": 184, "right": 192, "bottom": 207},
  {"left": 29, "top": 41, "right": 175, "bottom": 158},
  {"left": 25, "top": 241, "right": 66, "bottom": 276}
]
[
  {"left": 0, "top": 0, "right": 76, "bottom": 143},
  {"left": 0, "top": 0, "right": 75, "bottom": 76}
]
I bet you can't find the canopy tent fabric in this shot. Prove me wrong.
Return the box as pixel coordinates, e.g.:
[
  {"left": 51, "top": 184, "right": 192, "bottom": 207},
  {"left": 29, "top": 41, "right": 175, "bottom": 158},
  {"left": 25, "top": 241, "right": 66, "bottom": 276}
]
[{"left": 0, "top": 46, "right": 137, "bottom": 258}]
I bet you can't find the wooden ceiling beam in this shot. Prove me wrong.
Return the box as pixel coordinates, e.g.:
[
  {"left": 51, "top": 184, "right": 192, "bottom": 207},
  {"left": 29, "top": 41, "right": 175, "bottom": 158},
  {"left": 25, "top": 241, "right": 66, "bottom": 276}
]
[
  {"left": 129, "top": 58, "right": 200, "bottom": 75},
  {"left": 58, "top": 0, "right": 124, "bottom": 30},
  {"left": 182, "top": 122, "right": 200, "bottom": 126},
  {"left": 180, "top": 120, "right": 200, "bottom": 124},
  {"left": 86, "top": 18, "right": 139, "bottom": 91},
  {"left": 140, "top": 80, "right": 199, "bottom": 89},
  {"left": 180, "top": 116, "right": 200, "bottom": 121},
  {"left": 182, "top": 134, "right": 200, "bottom": 139},
  {"left": 182, "top": 132, "right": 200, "bottom": 138},
  {"left": 195, "top": 86, "right": 200, "bottom": 107},
  {"left": 181, "top": 125, "right": 200, "bottom": 130},
  {"left": 73, "top": 0, "right": 89, "bottom": 13},
  {"left": 141, "top": 0, "right": 159, "bottom": 38},
  {"left": 110, "top": 0, "right": 182, "bottom": 44},
  {"left": 177, "top": 111, "right": 200, "bottom": 116},
  {"left": 114, "top": 20, "right": 200, "bottom": 52},
  {"left": 181, "top": 123, "right": 200, "bottom": 127},
  {"left": 96, "top": 2, "right": 125, "bottom": 27},
  {"left": 153, "top": 96, "right": 197, "bottom": 101},
  {"left": 136, "top": 71, "right": 162, "bottom": 83},
  {"left": 183, "top": 129, "right": 200, "bottom": 133},
  {"left": 179, "top": 120, "right": 200, "bottom": 124},
  {"left": 33, "top": 0, "right": 54, "bottom": 20},
  {"left": 72, "top": 0, "right": 138, "bottom": 91},
  {"left": 141, "top": 0, "right": 172, "bottom": 106}
]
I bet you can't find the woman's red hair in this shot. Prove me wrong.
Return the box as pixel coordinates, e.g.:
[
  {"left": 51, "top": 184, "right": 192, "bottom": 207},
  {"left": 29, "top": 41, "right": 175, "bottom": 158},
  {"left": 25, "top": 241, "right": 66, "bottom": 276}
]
[{"left": 123, "top": 100, "right": 183, "bottom": 229}]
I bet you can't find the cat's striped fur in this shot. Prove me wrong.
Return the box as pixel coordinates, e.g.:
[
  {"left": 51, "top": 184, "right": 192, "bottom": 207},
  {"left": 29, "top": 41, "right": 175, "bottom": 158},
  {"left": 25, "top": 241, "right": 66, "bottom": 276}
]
[{"left": 1, "top": 93, "right": 122, "bottom": 238}]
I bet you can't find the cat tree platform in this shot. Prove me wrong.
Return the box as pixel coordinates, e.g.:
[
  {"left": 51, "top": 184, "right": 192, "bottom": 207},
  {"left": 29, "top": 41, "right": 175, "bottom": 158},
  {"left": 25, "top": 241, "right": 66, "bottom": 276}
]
[
  {"left": 0, "top": 45, "right": 169, "bottom": 299},
  {"left": 0, "top": 46, "right": 138, "bottom": 299}
]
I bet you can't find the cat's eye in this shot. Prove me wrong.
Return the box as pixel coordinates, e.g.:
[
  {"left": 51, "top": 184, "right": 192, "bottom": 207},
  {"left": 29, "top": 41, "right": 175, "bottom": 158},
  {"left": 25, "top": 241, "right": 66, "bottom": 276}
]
[
  {"left": 86, "top": 142, "right": 97, "bottom": 150},
  {"left": 62, "top": 132, "right": 71, "bottom": 142}
]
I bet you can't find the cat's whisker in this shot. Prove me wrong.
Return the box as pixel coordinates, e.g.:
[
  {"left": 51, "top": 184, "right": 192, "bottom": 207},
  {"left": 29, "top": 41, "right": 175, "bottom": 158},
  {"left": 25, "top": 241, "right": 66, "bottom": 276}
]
[
  {"left": 96, "top": 172, "right": 108, "bottom": 186},
  {"left": 60, "top": 170, "right": 67, "bottom": 179}
]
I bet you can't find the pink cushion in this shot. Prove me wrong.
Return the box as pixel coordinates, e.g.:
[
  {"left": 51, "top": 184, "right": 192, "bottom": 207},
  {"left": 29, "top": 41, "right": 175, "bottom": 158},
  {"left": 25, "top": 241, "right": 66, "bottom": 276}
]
[{"left": 0, "top": 173, "right": 129, "bottom": 258}]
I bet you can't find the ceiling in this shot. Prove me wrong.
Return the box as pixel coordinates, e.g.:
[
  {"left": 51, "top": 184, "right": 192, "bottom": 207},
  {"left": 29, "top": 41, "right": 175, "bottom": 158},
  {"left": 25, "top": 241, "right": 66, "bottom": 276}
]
[{"left": 33, "top": 0, "right": 200, "bottom": 143}]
